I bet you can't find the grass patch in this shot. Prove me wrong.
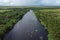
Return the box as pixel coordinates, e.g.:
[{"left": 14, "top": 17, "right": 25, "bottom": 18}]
[{"left": 33, "top": 8, "right": 60, "bottom": 40}]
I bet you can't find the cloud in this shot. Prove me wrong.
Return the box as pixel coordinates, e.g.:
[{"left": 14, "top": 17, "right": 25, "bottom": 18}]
[
  {"left": 56, "top": 0, "right": 60, "bottom": 4},
  {"left": 8, "top": 0, "right": 38, "bottom": 6},
  {"left": 0, "top": 0, "right": 60, "bottom": 6},
  {"left": 0, "top": 0, "right": 12, "bottom": 6},
  {"left": 0, "top": 0, "right": 11, "bottom": 3},
  {"left": 40, "top": 0, "right": 60, "bottom": 5}
]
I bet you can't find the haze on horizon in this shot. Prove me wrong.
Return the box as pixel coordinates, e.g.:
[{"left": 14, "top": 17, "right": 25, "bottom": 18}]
[{"left": 0, "top": 0, "right": 60, "bottom": 6}]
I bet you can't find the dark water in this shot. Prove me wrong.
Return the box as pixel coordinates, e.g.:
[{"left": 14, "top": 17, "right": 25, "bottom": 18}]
[{"left": 4, "top": 10, "right": 48, "bottom": 40}]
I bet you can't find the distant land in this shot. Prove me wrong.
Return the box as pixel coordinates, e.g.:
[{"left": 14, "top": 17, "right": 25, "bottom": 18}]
[{"left": 0, "top": 6, "right": 60, "bottom": 8}]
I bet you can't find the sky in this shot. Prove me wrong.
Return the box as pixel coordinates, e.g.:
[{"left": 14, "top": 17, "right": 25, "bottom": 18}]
[{"left": 0, "top": 0, "right": 60, "bottom": 6}]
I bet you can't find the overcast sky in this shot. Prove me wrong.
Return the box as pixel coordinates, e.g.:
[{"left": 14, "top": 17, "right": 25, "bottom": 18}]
[{"left": 0, "top": 0, "right": 60, "bottom": 6}]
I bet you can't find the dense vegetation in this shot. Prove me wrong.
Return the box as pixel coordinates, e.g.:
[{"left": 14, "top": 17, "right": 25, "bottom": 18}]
[
  {"left": 33, "top": 8, "right": 60, "bottom": 40},
  {"left": 0, "top": 8, "right": 29, "bottom": 40},
  {"left": 0, "top": 7, "right": 60, "bottom": 40}
]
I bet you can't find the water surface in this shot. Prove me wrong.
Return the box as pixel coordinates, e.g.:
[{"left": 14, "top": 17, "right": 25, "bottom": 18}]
[{"left": 4, "top": 10, "right": 48, "bottom": 40}]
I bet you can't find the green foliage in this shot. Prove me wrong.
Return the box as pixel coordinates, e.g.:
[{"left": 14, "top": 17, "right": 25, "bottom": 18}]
[
  {"left": 0, "top": 8, "right": 29, "bottom": 40},
  {"left": 0, "top": 7, "right": 60, "bottom": 40},
  {"left": 33, "top": 8, "right": 60, "bottom": 40}
]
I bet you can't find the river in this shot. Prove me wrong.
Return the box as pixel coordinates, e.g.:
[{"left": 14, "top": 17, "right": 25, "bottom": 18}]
[{"left": 4, "top": 10, "right": 48, "bottom": 40}]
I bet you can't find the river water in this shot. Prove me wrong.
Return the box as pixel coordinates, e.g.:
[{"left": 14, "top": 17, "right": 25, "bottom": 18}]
[{"left": 4, "top": 10, "right": 48, "bottom": 40}]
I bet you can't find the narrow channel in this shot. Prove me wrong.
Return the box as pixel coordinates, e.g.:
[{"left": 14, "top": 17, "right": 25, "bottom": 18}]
[{"left": 4, "top": 10, "right": 48, "bottom": 40}]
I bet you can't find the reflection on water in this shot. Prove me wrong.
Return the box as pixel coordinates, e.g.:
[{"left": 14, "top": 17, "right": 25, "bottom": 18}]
[{"left": 4, "top": 10, "right": 48, "bottom": 40}]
